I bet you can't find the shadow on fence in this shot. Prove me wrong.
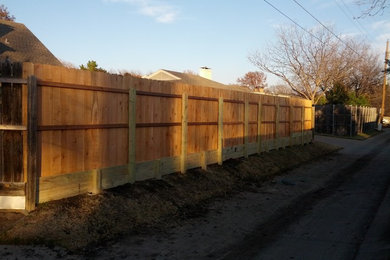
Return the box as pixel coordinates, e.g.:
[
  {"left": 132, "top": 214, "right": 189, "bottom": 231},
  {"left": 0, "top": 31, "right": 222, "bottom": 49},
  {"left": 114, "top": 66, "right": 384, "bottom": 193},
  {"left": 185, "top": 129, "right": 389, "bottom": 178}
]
[{"left": 315, "top": 104, "right": 378, "bottom": 136}]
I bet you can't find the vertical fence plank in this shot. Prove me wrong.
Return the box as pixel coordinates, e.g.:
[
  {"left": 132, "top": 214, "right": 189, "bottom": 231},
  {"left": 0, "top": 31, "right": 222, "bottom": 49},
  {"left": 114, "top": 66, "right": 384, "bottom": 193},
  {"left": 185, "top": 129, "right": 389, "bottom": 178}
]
[
  {"left": 218, "top": 97, "right": 223, "bottom": 165},
  {"left": 128, "top": 88, "right": 136, "bottom": 183},
  {"left": 244, "top": 100, "right": 249, "bottom": 158},
  {"left": 26, "top": 75, "right": 37, "bottom": 212},
  {"left": 257, "top": 102, "right": 262, "bottom": 153},
  {"left": 180, "top": 93, "right": 188, "bottom": 173}
]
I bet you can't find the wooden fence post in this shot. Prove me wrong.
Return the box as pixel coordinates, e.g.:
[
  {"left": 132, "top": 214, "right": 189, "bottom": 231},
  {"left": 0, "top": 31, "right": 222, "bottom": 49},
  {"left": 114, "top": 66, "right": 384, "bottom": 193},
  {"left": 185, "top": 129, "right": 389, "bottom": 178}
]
[
  {"left": 128, "top": 88, "right": 136, "bottom": 183},
  {"left": 244, "top": 100, "right": 249, "bottom": 158},
  {"left": 218, "top": 97, "right": 223, "bottom": 165},
  {"left": 349, "top": 105, "right": 353, "bottom": 137},
  {"left": 200, "top": 151, "right": 207, "bottom": 171},
  {"left": 154, "top": 159, "right": 161, "bottom": 179},
  {"left": 257, "top": 102, "right": 262, "bottom": 153},
  {"left": 181, "top": 93, "right": 188, "bottom": 173},
  {"left": 26, "top": 75, "right": 37, "bottom": 212},
  {"left": 289, "top": 105, "right": 293, "bottom": 146},
  {"left": 311, "top": 105, "right": 315, "bottom": 141},
  {"left": 22, "top": 63, "right": 34, "bottom": 184},
  {"left": 91, "top": 169, "right": 102, "bottom": 194},
  {"left": 355, "top": 105, "right": 358, "bottom": 135},
  {"left": 301, "top": 106, "right": 305, "bottom": 145},
  {"left": 332, "top": 104, "right": 335, "bottom": 135},
  {"left": 274, "top": 103, "right": 280, "bottom": 149}
]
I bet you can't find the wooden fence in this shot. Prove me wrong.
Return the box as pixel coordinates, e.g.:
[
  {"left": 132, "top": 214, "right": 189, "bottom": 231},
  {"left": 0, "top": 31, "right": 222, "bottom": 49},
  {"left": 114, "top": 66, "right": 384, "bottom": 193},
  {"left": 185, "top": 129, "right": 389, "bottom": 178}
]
[
  {"left": 315, "top": 104, "right": 378, "bottom": 136},
  {"left": 0, "top": 63, "right": 314, "bottom": 210}
]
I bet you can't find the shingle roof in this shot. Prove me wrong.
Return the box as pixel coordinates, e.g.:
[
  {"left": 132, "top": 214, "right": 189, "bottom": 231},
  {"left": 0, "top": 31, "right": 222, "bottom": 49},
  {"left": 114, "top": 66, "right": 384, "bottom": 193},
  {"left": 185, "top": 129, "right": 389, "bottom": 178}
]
[
  {"left": 0, "top": 20, "right": 62, "bottom": 66},
  {"left": 145, "top": 69, "right": 251, "bottom": 92}
]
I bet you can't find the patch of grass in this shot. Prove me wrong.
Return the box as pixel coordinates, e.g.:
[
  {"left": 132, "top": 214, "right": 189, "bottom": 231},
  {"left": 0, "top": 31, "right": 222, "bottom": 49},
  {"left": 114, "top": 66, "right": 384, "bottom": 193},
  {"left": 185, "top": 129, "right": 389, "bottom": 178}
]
[
  {"left": 0, "top": 142, "right": 340, "bottom": 253},
  {"left": 356, "top": 129, "right": 382, "bottom": 140}
]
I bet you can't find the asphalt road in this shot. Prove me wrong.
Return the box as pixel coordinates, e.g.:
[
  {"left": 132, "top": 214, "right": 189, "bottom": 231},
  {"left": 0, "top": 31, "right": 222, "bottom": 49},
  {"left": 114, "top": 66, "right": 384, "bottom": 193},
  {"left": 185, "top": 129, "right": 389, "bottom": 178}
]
[{"left": 224, "top": 130, "right": 390, "bottom": 260}]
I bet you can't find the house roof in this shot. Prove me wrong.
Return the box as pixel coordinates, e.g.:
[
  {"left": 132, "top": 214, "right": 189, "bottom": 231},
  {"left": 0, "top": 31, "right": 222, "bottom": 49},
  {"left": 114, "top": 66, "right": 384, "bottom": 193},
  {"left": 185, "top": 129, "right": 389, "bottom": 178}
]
[
  {"left": 0, "top": 20, "right": 62, "bottom": 66},
  {"left": 144, "top": 69, "right": 251, "bottom": 92}
]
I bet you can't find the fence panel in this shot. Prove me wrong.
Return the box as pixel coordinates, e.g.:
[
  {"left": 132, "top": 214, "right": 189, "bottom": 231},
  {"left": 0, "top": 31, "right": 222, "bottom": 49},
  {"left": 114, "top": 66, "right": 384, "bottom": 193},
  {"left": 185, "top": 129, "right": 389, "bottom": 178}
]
[
  {"left": 315, "top": 104, "right": 378, "bottom": 136},
  {"left": 4, "top": 63, "right": 316, "bottom": 204}
]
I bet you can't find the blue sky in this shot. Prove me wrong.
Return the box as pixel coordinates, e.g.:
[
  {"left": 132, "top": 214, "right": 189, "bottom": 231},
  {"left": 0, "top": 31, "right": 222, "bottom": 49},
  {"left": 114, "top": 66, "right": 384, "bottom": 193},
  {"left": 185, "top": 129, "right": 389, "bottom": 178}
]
[{"left": 3, "top": 0, "right": 389, "bottom": 85}]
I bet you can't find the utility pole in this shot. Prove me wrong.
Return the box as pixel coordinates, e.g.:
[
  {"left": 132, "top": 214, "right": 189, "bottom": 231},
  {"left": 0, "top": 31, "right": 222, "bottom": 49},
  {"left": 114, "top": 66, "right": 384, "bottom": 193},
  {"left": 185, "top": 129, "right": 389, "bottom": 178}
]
[{"left": 380, "top": 40, "right": 389, "bottom": 124}]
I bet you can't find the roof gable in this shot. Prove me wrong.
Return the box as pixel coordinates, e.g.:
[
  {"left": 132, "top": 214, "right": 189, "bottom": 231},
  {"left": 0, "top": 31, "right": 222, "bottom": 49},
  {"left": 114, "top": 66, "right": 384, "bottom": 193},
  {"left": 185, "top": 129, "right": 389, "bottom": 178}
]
[
  {"left": 145, "top": 69, "right": 251, "bottom": 92},
  {"left": 143, "top": 69, "right": 181, "bottom": 81},
  {"left": 0, "top": 20, "right": 62, "bottom": 66}
]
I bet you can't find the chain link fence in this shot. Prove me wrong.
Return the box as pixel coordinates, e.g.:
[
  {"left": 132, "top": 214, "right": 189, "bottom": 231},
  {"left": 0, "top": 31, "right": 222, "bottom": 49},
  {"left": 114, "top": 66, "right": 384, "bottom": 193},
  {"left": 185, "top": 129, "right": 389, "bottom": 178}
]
[{"left": 315, "top": 104, "right": 378, "bottom": 136}]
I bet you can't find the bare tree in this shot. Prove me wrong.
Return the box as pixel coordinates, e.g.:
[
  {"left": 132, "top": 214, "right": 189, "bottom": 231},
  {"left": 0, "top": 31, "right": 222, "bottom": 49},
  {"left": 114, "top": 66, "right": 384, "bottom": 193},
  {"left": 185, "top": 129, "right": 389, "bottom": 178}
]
[
  {"left": 0, "top": 5, "right": 15, "bottom": 21},
  {"left": 183, "top": 69, "right": 197, "bottom": 75},
  {"left": 237, "top": 71, "right": 267, "bottom": 91},
  {"left": 249, "top": 25, "right": 381, "bottom": 104},
  {"left": 343, "top": 40, "right": 382, "bottom": 96},
  {"left": 355, "top": 0, "right": 389, "bottom": 17},
  {"left": 266, "top": 84, "right": 294, "bottom": 96},
  {"left": 60, "top": 60, "right": 76, "bottom": 69},
  {"left": 249, "top": 25, "right": 351, "bottom": 104}
]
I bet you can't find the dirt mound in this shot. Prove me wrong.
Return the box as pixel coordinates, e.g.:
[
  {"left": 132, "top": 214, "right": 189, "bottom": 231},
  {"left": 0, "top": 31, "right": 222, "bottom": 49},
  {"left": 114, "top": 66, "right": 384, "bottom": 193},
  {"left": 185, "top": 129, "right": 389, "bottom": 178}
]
[{"left": 0, "top": 142, "right": 339, "bottom": 253}]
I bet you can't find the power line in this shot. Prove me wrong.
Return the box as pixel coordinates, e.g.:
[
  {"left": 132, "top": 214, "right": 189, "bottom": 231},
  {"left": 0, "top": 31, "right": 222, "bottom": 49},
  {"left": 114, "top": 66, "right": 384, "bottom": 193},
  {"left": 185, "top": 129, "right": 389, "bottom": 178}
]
[
  {"left": 338, "top": 0, "right": 374, "bottom": 40},
  {"left": 335, "top": 0, "right": 366, "bottom": 36},
  {"left": 291, "top": 0, "right": 360, "bottom": 55},
  {"left": 263, "top": 0, "right": 324, "bottom": 44}
]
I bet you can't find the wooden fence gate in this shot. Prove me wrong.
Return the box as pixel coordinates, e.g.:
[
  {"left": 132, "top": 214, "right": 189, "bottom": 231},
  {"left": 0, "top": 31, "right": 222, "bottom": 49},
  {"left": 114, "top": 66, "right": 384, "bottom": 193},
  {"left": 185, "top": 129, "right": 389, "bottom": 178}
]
[{"left": 0, "top": 63, "right": 37, "bottom": 211}]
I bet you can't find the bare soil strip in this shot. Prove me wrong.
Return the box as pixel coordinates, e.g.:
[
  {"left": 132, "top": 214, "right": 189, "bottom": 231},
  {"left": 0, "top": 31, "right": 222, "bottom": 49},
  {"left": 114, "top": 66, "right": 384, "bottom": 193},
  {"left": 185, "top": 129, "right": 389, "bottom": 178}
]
[{"left": 0, "top": 142, "right": 339, "bottom": 257}]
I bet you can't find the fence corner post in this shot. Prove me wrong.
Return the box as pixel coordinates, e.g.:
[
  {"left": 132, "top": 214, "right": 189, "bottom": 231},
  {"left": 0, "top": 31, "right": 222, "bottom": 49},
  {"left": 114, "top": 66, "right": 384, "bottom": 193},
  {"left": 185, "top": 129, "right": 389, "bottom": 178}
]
[
  {"left": 26, "top": 75, "right": 38, "bottom": 212},
  {"left": 128, "top": 88, "right": 136, "bottom": 183}
]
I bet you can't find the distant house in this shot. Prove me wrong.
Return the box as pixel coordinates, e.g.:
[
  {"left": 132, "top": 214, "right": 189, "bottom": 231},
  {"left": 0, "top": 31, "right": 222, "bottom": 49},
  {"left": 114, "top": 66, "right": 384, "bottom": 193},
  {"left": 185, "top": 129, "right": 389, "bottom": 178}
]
[
  {"left": 0, "top": 20, "right": 62, "bottom": 66},
  {"left": 144, "top": 67, "right": 251, "bottom": 92}
]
